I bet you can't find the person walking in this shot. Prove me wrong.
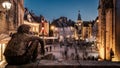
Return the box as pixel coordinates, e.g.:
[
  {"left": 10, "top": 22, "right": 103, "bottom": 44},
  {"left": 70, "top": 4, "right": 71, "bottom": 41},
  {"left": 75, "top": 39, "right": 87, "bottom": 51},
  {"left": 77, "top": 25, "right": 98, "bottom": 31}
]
[
  {"left": 64, "top": 46, "right": 68, "bottom": 60},
  {"left": 110, "top": 48, "right": 114, "bottom": 61}
]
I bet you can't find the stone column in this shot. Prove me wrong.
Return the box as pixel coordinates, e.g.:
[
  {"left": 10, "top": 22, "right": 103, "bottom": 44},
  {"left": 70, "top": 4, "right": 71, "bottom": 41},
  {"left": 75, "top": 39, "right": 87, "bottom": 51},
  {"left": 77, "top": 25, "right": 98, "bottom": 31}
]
[
  {"left": 0, "top": 1, "right": 9, "bottom": 34},
  {"left": 106, "top": 8, "right": 113, "bottom": 60}
]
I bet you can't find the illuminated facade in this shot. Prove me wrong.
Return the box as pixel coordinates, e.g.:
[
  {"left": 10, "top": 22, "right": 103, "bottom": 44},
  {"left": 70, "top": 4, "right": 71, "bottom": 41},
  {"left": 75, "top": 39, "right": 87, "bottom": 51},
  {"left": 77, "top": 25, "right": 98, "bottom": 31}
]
[
  {"left": 39, "top": 15, "right": 49, "bottom": 36},
  {"left": 50, "top": 17, "right": 75, "bottom": 41},
  {"left": 75, "top": 11, "right": 83, "bottom": 40},
  {"left": 98, "top": 0, "right": 120, "bottom": 61},
  {"left": 82, "top": 21, "right": 93, "bottom": 41},
  {"left": 39, "top": 22, "right": 49, "bottom": 36},
  {"left": 9, "top": 0, "right": 24, "bottom": 33},
  {"left": 75, "top": 11, "right": 93, "bottom": 41},
  {"left": 24, "top": 21, "right": 40, "bottom": 36},
  {"left": 24, "top": 9, "right": 49, "bottom": 36},
  {"left": 0, "top": 0, "right": 9, "bottom": 34},
  {"left": 0, "top": 0, "right": 24, "bottom": 34},
  {"left": 0, "top": 0, "right": 24, "bottom": 65}
]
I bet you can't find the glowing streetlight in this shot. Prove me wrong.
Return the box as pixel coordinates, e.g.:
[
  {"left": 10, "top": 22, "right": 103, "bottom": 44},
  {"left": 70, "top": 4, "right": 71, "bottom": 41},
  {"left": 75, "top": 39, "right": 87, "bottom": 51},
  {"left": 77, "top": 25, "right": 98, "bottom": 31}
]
[
  {"left": 51, "top": 26, "right": 55, "bottom": 30},
  {"left": 78, "top": 23, "right": 81, "bottom": 26},
  {"left": 51, "top": 26, "right": 55, "bottom": 36},
  {"left": 2, "top": 1, "right": 11, "bottom": 11},
  {"left": 42, "top": 27, "right": 44, "bottom": 31},
  {"left": 2, "top": 1, "right": 11, "bottom": 33},
  {"left": 97, "top": 19, "right": 99, "bottom": 23}
]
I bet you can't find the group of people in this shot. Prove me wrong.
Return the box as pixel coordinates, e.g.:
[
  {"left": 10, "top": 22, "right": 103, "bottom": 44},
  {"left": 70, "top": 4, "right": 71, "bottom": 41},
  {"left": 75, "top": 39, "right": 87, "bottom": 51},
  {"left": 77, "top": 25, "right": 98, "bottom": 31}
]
[{"left": 4, "top": 24, "right": 45, "bottom": 65}]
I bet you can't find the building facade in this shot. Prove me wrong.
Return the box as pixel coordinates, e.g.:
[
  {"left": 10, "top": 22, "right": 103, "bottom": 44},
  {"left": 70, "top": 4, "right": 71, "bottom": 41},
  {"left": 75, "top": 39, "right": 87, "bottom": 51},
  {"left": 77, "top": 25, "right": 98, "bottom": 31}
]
[
  {"left": 98, "top": 0, "right": 120, "bottom": 61},
  {"left": 75, "top": 11, "right": 83, "bottom": 40},
  {"left": 39, "top": 15, "right": 49, "bottom": 36},
  {"left": 0, "top": 0, "right": 24, "bottom": 34},
  {"left": 75, "top": 11, "right": 93, "bottom": 41},
  {"left": 9, "top": 0, "right": 24, "bottom": 33},
  {"left": 51, "top": 17, "right": 75, "bottom": 41},
  {"left": 24, "top": 8, "right": 49, "bottom": 36},
  {"left": 82, "top": 21, "right": 93, "bottom": 41},
  {"left": 0, "top": 0, "right": 24, "bottom": 65}
]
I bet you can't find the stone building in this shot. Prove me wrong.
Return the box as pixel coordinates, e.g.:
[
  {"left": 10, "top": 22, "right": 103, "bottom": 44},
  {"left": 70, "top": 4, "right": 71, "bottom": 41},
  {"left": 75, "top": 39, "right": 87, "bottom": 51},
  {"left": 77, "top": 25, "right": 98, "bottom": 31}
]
[
  {"left": 98, "top": 0, "right": 120, "bottom": 61},
  {"left": 39, "top": 15, "right": 49, "bottom": 36},
  {"left": 74, "top": 11, "right": 83, "bottom": 40},
  {"left": 0, "top": 0, "right": 9, "bottom": 34},
  {"left": 50, "top": 16, "right": 75, "bottom": 41},
  {"left": 24, "top": 8, "right": 49, "bottom": 36},
  {"left": 9, "top": 0, "right": 24, "bottom": 33},
  {"left": 24, "top": 8, "right": 40, "bottom": 36},
  {"left": 0, "top": 0, "right": 24, "bottom": 34},
  {"left": 75, "top": 11, "right": 93, "bottom": 41},
  {"left": 0, "top": 0, "right": 24, "bottom": 65},
  {"left": 82, "top": 21, "right": 93, "bottom": 41},
  {"left": 92, "top": 17, "right": 98, "bottom": 39}
]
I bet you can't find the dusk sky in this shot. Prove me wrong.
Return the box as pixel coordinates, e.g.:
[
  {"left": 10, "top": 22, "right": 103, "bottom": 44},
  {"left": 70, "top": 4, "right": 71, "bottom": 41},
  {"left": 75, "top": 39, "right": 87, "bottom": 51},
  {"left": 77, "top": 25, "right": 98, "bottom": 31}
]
[{"left": 24, "top": 0, "right": 99, "bottom": 22}]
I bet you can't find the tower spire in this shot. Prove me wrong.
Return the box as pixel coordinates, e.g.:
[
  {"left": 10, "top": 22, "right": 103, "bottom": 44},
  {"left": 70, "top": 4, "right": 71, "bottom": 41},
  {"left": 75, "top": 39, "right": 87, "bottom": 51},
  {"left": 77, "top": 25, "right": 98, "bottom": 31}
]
[{"left": 78, "top": 10, "right": 81, "bottom": 20}]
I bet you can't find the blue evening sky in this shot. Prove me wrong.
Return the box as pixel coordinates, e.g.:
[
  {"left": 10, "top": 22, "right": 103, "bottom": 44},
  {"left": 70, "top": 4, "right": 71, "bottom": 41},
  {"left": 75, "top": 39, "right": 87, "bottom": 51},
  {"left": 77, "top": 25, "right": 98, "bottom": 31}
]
[{"left": 24, "top": 0, "right": 99, "bottom": 22}]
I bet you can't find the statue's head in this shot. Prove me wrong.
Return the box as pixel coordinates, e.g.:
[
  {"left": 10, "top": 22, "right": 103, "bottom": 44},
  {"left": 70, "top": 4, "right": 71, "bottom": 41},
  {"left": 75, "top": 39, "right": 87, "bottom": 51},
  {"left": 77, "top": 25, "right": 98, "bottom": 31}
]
[{"left": 17, "top": 24, "right": 31, "bottom": 34}]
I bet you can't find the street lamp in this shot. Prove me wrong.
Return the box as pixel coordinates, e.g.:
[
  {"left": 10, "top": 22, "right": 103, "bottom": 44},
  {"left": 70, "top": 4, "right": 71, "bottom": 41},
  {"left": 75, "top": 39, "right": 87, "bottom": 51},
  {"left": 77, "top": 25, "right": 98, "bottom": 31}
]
[
  {"left": 2, "top": 1, "right": 11, "bottom": 33},
  {"left": 51, "top": 25, "right": 55, "bottom": 36},
  {"left": 51, "top": 26, "right": 55, "bottom": 30},
  {"left": 78, "top": 23, "right": 81, "bottom": 26},
  {"left": 2, "top": 1, "right": 11, "bottom": 11}
]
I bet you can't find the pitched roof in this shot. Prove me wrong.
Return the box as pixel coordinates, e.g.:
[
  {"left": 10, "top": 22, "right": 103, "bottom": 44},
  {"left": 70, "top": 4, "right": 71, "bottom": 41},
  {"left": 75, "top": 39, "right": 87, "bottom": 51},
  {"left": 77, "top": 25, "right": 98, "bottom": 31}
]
[{"left": 51, "top": 17, "right": 75, "bottom": 27}]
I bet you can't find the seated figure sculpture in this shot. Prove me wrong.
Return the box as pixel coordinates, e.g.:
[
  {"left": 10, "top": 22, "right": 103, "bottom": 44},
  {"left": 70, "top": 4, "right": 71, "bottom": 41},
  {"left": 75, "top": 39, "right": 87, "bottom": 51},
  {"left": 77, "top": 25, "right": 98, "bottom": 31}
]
[{"left": 4, "top": 24, "right": 45, "bottom": 65}]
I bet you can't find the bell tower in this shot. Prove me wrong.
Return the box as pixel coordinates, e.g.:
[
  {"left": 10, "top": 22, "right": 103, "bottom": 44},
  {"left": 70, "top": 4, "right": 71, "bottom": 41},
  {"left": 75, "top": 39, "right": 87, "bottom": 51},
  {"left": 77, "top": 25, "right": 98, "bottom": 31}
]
[{"left": 75, "top": 10, "right": 83, "bottom": 40}]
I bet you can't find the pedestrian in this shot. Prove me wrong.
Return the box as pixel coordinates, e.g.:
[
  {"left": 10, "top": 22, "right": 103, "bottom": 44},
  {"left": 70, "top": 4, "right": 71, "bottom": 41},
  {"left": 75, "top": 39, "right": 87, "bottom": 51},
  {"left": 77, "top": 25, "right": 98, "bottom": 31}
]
[
  {"left": 46, "top": 47, "right": 48, "bottom": 52},
  {"left": 110, "top": 48, "right": 114, "bottom": 61},
  {"left": 50, "top": 46, "right": 52, "bottom": 52},
  {"left": 4, "top": 24, "right": 45, "bottom": 65},
  {"left": 64, "top": 46, "right": 68, "bottom": 60},
  {"left": 83, "top": 51, "right": 88, "bottom": 60},
  {"left": 75, "top": 54, "right": 79, "bottom": 60}
]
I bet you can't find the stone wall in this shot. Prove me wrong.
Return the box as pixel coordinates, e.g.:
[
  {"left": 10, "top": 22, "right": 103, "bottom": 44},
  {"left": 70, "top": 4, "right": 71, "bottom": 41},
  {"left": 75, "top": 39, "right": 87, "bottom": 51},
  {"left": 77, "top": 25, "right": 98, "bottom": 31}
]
[
  {"left": 98, "top": 0, "right": 120, "bottom": 61},
  {"left": 106, "top": 8, "right": 113, "bottom": 60},
  {"left": 0, "top": 10, "right": 8, "bottom": 34}
]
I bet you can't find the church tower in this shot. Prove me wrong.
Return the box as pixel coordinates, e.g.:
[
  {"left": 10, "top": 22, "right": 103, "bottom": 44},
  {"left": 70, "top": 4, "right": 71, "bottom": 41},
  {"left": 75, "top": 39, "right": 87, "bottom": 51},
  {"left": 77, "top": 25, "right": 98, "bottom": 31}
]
[
  {"left": 75, "top": 10, "right": 83, "bottom": 40},
  {"left": 77, "top": 10, "right": 82, "bottom": 23}
]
